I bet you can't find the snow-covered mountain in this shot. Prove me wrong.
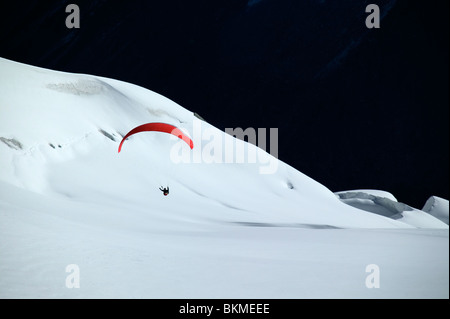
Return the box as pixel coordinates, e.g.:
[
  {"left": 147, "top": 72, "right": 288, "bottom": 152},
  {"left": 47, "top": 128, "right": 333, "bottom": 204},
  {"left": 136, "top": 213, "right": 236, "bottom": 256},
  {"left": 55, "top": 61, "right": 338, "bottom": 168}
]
[{"left": 0, "top": 58, "right": 448, "bottom": 298}]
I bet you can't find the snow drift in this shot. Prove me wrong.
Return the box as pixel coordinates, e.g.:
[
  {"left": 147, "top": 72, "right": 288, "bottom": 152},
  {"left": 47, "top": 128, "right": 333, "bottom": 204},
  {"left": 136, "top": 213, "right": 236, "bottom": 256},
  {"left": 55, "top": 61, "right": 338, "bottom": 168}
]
[
  {"left": 336, "top": 190, "right": 448, "bottom": 229},
  {"left": 422, "top": 196, "right": 449, "bottom": 225}
]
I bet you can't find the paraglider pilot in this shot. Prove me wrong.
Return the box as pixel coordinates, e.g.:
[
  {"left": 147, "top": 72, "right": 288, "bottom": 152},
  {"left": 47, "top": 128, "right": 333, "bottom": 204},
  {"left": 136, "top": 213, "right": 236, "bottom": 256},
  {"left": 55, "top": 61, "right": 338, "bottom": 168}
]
[{"left": 159, "top": 186, "right": 169, "bottom": 196}]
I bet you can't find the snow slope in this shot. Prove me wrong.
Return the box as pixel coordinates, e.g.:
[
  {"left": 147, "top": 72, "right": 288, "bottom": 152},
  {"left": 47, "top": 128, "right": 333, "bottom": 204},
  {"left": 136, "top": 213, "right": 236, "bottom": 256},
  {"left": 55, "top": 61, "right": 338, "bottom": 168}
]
[
  {"left": 0, "top": 57, "right": 448, "bottom": 298},
  {"left": 0, "top": 57, "right": 411, "bottom": 229}
]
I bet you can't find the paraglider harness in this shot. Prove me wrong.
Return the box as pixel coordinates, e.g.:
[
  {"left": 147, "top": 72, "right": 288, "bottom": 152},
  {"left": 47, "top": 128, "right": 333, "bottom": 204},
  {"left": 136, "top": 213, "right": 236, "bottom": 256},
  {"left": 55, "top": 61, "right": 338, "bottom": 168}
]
[{"left": 159, "top": 186, "right": 169, "bottom": 196}]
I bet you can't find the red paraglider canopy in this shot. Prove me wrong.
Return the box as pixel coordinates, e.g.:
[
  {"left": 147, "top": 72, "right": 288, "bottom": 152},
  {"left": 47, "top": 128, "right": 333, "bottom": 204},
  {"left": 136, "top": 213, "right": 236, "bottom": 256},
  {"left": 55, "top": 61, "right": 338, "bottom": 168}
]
[{"left": 118, "top": 122, "right": 194, "bottom": 153}]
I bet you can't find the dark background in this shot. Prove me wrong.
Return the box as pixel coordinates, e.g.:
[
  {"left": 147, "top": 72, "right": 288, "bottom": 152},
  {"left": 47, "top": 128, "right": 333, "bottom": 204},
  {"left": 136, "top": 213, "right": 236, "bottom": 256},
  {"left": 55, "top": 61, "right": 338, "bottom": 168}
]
[{"left": 0, "top": 0, "right": 448, "bottom": 208}]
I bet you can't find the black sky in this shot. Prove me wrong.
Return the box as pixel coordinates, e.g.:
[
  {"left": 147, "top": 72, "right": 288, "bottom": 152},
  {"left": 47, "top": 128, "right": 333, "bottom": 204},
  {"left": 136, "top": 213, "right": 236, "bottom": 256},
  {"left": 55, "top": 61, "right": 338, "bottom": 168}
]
[{"left": 0, "top": 0, "right": 448, "bottom": 208}]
